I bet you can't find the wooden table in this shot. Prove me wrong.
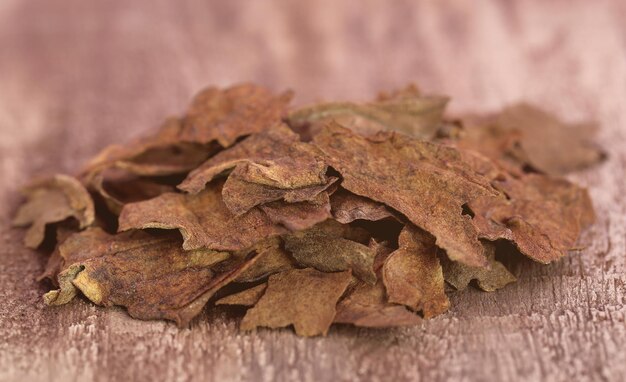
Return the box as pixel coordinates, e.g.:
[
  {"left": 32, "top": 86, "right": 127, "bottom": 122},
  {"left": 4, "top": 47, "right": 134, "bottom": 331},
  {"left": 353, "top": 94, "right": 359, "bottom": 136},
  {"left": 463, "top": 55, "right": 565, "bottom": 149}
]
[{"left": 1, "top": 1, "right": 624, "bottom": 381}]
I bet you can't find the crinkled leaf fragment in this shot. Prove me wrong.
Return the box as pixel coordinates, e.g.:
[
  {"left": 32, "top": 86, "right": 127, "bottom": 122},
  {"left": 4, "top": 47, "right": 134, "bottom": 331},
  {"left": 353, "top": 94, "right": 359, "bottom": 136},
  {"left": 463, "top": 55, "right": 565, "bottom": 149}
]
[
  {"left": 257, "top": 192, "right": 332, "bottom": 231},
  {"left": 330, "top": 189, "right": 392, "bottom": 224},
  {"left": 313, "top": 122, "right": 498, "bottom": 267},
  {"left": 240, "top": 268, "right": 352, "bottom": 336},
  {"left": 181, "top": 84, "right": 293, "bottom": 147},
  {"left": 119, "top": 181, "right": 287, "bottom": 251},
  {"left": 41, "top": 227, "right": 259, "bottom": 325},
  {"left": 334, "top": 280, "right": 422, "bottom": 328},
  {"left": 234, "top": 237, "right": 296, "bottom": 283},
  {"left": 470, "top": 173, "right": 594, "bottom": 263},
  {"left": 87, "top": 169, "right": 175, "bottom": 214},
  {"left": 442, "top": 242, "right": 516, "bottom": 292},
  {"left": 283, "top": 221, "right": 377, "bottom": 284},
  {"left": 222, "top": 171, "right": 337, "bottom": 216},
  {"left": 13, "top": 175, "right": 95, "bottom": 248},
  {"left": 382, "top": 226, "right": 449, "bottom": 318},
  {"left": 216, "top": 283, "right": 267, "bottom": 306},
  {"left": 288, "top": 85, "right": 448, "bottom": 139},
  {"left": 179, "top": 123, "right": 327, "bottom": 194},
  {"left": 81, "top": 118, "right": 217, "bottom": 180},
  {"left": 461, "top": 103, "right": 605, "bottom": 175}
]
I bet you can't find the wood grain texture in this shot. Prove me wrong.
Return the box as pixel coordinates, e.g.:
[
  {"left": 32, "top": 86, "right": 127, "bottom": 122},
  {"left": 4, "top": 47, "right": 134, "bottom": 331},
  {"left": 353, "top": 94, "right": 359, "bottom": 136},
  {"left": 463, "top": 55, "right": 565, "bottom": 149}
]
[{"left": 1, "top": 1, "right": 625, "bottom": 381}]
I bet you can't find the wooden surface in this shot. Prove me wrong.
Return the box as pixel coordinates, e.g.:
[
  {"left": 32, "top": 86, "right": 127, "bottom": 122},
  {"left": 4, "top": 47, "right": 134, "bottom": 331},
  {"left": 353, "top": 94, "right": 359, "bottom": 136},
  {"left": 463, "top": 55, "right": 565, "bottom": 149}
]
[{"left": 1, "top": 1, "right": 625, "bottom": 381}]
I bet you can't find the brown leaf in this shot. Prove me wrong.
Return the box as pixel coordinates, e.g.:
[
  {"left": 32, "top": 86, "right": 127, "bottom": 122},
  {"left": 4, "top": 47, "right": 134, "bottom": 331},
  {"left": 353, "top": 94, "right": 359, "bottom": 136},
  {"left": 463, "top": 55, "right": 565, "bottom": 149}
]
[
  {"left": 179, "top": 123, "right": 327, "bottom": 195},
  {"left": 288, "top": 85, "right": 448, "bottom": 140},
  {"left": 216, "top": 283, "right": 267, "bottom": 307},
  {"left": 119, "top": 180, "right": 331, "bottom": 251},
  {"left": 470, "top": 173, "right": 594, "bottom": 263},
  {"left": 240, "top": 268, "right": 352, "bottom": 336},
  {"left": 221, "top": 172, "right": 337, "bottom": 216},
  {"left": 181, "top": 83, "right": 293, "bottom": 147},
  {"left": 382, "top": 226, "right": 449, "bottom": 318},
  {"left": 330, "top": 189, "right": 392, "bottom": 224},
  {"left": 42, "top": 227, "right": 266, "bottom": 326},
  {"left": 257, "top": 192, "right": 332, "bottom": 231},
  {"left": 234, "top": 237, "right": 296, "bottom": 283},
  {"left": 313, "top": 122, "right": 499, "bottom": 267},
  {"left": 442, "top": 241, "right": 516, "bottom": 292},
  {"left": 81, "top": 118, "right": 217, "bottom": 179},
  {"left": 334, "top": 280, "right": 422, "bottom": 328},
  {"left": 87, "top": 169, "right": 175, "bottom": 215},
  {"left": 461, "top": 103, "right": 605, "bottom": 175},
  {"left": 283, "top": 220, "right": 378, "bottom": 284},
  {"left": 13, "top": 175, "right": 95, "bottom": 248}
]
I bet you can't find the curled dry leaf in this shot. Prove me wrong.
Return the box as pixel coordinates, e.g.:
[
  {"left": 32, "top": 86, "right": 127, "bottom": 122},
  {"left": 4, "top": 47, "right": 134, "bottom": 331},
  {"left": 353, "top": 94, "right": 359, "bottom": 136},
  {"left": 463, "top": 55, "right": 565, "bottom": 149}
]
[
  {"left": 442, "top": 242, "right": 516, "bottom": 292},
  {"left": 334, "top": 280, "right": 422, "bottom": 328},
  {"left": 382, "top": 226, "right": 449, "bottom": 318},
  {"left": 470, "top": 173, "right": 594, "bottom": 263},
  {"left": 181, "top": 83, "right": 293, "bottom": 147},
  {"left": 283, "top": 220, "right": 378, "bottom": 284},
  {"left": 179, "top": 123, "right": 327, "bottom": 195},
  {"left": 119, "top": 179, "right": 333, "bottom": 252},
  {"left": 459, "top": 103, "right": 605, "bottom": 175},
  {"left": 216, "top": 283, "right": 267, "bottom": 307},
  {"left": 43, "top": 227, "right": 263, "bottom": 326},
  {"left": 240, "top": 268, "right": 352, "bottom": 336},
  {"left": 288, "top": 84, "right": 448, "bottom": 140},
  {"left": 13, "top": 175, "right": 95, "bottom": 248},
  {"left": 330, "top": 189, "right": 392, "bottom": 224},
  {"left": 234, "top": 237, "right": 296, "bottom": 283},
  {"left": 313, "top": 122, "right": 497, "bottom": 267}
]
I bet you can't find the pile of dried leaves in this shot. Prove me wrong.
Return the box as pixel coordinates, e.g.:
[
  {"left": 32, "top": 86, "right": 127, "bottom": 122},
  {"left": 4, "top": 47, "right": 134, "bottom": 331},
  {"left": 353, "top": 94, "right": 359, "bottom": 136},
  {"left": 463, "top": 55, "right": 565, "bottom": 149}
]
[{"left": 14, "top": 84, "right": 604, "bottom": 336}]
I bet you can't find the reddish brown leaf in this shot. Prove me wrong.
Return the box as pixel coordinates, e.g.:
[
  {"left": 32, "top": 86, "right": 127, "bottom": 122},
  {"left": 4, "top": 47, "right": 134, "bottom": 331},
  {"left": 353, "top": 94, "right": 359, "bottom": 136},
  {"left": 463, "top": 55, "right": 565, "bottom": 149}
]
[
  {"left": 240, "top": 268, "right": 352, "bottom": 336},
  {"left": 13, "top": 175, "right": 95, "bottom": 248},
  {"left": 313, "top": 122, "right": 499, "bottom": 267},
  {"left": 442, "top": 242, "right": 516, "bottom": 292},
  {"left": 216, "top": 283, "right": 267, "bottom": 307},
  {"left": 334, "top": 280, "right": 422, "bottom": 328},
  {"left": 283, "top": 220, "right": 378, "bottom": 284},
  {"left": 382, "top": 226, "right": 449, "bottom": 318}
]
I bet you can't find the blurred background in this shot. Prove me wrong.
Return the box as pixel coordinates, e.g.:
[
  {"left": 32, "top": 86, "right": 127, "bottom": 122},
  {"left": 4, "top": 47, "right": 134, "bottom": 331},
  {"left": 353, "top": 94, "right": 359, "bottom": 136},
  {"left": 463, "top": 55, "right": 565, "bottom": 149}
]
[{"left": 1, "top": 0, "right": 624, "bottom": 184}]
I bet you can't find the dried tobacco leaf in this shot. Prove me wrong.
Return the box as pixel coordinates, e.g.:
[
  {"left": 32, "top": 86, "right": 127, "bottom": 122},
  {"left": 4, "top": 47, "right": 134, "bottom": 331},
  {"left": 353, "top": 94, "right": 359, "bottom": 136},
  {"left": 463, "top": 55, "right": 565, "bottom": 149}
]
[
  {"left": 181, "top": 84, "right": 293, "bottom": 147},
  {"left": 13, "top": 175, "right": 95, "bottom": 248},
  {"left": 240, "top": 268, "right": 352, "bottom": 336},
  {"left": 334, "top": 280, "right": 422, "bottom": 328},
  {"left": 313, "top": 122, "right": 498, "bottom": 267},
  {"left": 330, "top": 188, "right": 392, "bottom": 224},
  {"left": 461, "top": 103, "right": 605, "bottom": 175},
  {"left": 216, "top": 283, "right": 267, "bottom": 307},
  {"left": 382, "top": 226, "right": 449, "bottom": 318},
  {"left": 118, "top": 180, "right": 281, "bottom": 251},
  {"left": 283, "top": 220, "right": 378, "bottom": 284},
  {"left": 179, "top": 123, "right": 327, "bottom": 194},
  {"left": 14, "top": 82, "right": 602, "bottom": 336},
  {"left": 469, "top": 173, "right": 594, "bottom": 263},
  {"left": 42, "top": 227, "right": 264, "bottom": 326},
  {"left": 87, "top": 169, "right": 175, "bottom": 214},
  {"left": 442, "top": 242, "right": 516, "bottom": 292},
  {"left": 288, "top": 84, "right": 448, "bottom": 140},
  {"left": 233, "top": 237, "right": 296, "bottom": 283}
]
